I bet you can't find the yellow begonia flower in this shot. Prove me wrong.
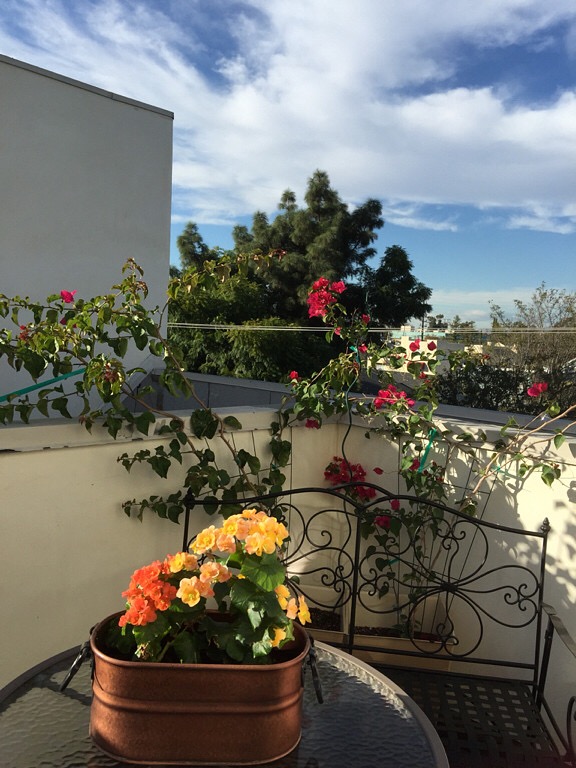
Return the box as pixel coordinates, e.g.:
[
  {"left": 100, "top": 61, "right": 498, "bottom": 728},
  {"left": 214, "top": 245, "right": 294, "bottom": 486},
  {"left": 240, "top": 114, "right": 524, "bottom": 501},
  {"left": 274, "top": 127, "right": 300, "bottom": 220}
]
[
  {"left": 275, "top": 584, "right": 291, "bottom": 610},
  {"left": 221, "top": 515, "right": 241, "bottom": 536},
  {"left": 298, "top": 596, "right": 311, "bottom": 625},
  {"left": 166, "top": 552, "right": 198, "bottom": 573},
  {"left": 270, "top": 627, "right": 287, "bottom": 648},
  {"left": 285, "top": 598, "right": 298, "bottom": 620},
  {"left": 191, "top": 525, "right": 219, "bottom": 554},
  {"left": 176, "top": 577, "right": 201, "bottom": 607}
]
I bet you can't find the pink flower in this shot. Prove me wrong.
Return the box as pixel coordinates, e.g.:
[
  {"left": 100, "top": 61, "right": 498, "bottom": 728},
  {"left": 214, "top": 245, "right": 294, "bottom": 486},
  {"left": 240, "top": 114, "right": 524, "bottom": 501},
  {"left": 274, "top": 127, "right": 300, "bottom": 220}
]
[
  {"left": 375, "top": 515, "right": 391, "bottom": 530},
  {"left": 312, "top": 277, "right": 330, "bottom": 290},
  {"left": 527, "top": 382, "right": 548, "bottom": 397},
  {"left": 390, "top": 498, "right": 400, "bottom": 511},
  {"left": 427, "top": 341, "right": 437, "bottom": 351},
  {"left": 358, "top": 343, "right": 368, "bottom": 353},
  {"left": 305, "top": 418, "right": 320, "bottom": 429},
  {"left": 409, "top": 339, "right": 420, "bottom": 352},
  {"left": 361, "top": 314, "right": 370, "bottom": 325},
  {"left": 60, "top": 290, "right": 77, "bottom": 303},
  {"left": 330, "top": 281, "right": 346, "bottom": 294},
  {"left": 334, "top": 327, "right": 342, "bottom": 336}
]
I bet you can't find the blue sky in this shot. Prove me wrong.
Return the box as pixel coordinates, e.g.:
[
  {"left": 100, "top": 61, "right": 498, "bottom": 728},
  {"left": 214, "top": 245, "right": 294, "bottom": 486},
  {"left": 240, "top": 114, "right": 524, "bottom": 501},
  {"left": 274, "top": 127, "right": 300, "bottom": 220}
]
[{"left": 1, "top": 0, "right": 575, "bottom": 327}]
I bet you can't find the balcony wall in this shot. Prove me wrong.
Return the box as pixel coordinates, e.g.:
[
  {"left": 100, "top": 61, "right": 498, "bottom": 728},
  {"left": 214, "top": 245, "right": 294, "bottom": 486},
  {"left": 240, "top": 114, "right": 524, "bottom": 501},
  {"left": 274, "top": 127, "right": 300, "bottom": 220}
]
[{"left": 1, "top": 407, "right": 575, "bottom": 725}]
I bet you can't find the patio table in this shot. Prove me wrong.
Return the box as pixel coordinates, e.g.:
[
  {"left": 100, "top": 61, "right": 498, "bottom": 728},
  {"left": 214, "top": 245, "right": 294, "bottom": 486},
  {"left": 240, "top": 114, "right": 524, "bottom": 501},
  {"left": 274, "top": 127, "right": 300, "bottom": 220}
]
[{"left": 0, "top": 641, "right": 448, "bottom": 768}]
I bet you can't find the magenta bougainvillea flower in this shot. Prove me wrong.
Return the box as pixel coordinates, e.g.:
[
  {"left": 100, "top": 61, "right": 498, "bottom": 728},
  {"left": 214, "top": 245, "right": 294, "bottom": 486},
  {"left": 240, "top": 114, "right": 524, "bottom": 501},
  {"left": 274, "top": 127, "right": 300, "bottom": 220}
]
[
  {"left": 374, "top": 385, "right": 415, "bottom": 409},
  {"left": 307, "top": 278, "right": 347, "bottom": 318},
  {"left": 527, "top": 382, "right": 548, "bottom": 397},
  {"left": 60, "top": 289, "right": 77, "bottom": 303}
]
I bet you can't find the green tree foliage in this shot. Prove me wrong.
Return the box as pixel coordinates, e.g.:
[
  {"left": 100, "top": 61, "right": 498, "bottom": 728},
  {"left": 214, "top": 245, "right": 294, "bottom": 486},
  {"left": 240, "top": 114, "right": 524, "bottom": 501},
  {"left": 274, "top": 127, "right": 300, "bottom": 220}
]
[
  {"left": 437, "top": 284, "right": 576, "bottom": 414},
  {"left": 359, "top": 245, "right": 432, "bottom": 327},
  {"left": 177, "top": 221, "right": 214, "bottom": 270},
  {"left": 233, "top": 170, "right": 384, "bottom": 322},
  {"left": 171, "top": 171, "right": 433, "bottom": 381}
]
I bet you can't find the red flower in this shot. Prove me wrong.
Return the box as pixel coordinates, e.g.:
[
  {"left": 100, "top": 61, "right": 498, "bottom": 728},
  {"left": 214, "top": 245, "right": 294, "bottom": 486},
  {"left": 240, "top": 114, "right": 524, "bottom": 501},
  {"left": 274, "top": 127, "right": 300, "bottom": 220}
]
[
  {"left": 527, "top": 382, "right": 548, "bottom": 397},
  {"left": 307, "top": 288, "right": 337, "bottom": 318},
  {"left": 375, "top": 515, "right": 391, "bottom": 530},
  {"left": 409, "top": 458, "right": 421, "bottom": 471},
  {"left": 374, "top": 385, "right": 415, "bottom": 409},
  {"left": 307, "top": 278, "right": 346, "bottom": 318},
  {"left": 324, "top": 456, "right": 376, "bottom": 499},
  {"left": 409, "top": 339, "right": 420, "bottom": 352},
  {"left": 390, "top": 498, "right": 400, "bottom": 511},
  {"left": 427, "top": 341, "right": 437, "bottom": 351},
  {"left": 305, "top": 418, "right": 320, "bottom": 429},
  {"left": 334, "top": 327, "right": 342, "bottom": 336},
  {"left": 373, "top": 467, "right": 383, "bottom": 475},
  {"left": 358, "top": 343, "right": 368, "bottom": 353},
  {"left": 289, "top": 370, "right": 299, "bottom": 381},
  {"left": 361, "top": 314, "right": 370, "bottom": 325},
  {"left": 60, "top": 289, "right": 77, "bottom": 303}
]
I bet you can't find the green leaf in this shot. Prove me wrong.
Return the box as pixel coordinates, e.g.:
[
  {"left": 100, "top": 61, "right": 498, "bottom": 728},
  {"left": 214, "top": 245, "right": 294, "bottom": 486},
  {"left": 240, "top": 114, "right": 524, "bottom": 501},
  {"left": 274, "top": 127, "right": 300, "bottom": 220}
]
[
  {"left": 111, "top": 337, "right": 129, "bottom": 358},
  {"left": 22, "top": 351, "right": 47, "bottom": 380},
  {"left": 241, "top": 552, "right": 286, "bottom": 592},
  {"left": 553, "top": 433, "right": 566, "bottom": 450},
  {"left": 172, "top": 630, "right": 202, "bottom": 663},
  {"left": 135, "top": 411, "right": 155, "bottom": 435},
  {"left": 133, "top": 330, "right": 149, "bottom": 351},
  {"left": 270, "top": 438, "right": 291, "bottom": 467},
  {"left": 51, "top": 397, "right": 71, "bottom": 418},
  {"left": 150, "top": 454, "right": 172, "bottom": 478},
  {"left": 223, "top": 415, "right": 242, "bottom": 430},
  {"left": 190, "top": 409, "right": 219, "bottom": 439},
  {"left": 236, "top": 449, "right": 261, "bottom": 474}
]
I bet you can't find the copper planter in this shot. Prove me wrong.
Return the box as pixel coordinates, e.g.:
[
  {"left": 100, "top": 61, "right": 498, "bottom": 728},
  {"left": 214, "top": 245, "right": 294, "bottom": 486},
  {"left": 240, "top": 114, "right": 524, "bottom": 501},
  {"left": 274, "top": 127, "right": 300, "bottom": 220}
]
[{"left": 89, "top": 613, "right": 310, "bottom": 765}]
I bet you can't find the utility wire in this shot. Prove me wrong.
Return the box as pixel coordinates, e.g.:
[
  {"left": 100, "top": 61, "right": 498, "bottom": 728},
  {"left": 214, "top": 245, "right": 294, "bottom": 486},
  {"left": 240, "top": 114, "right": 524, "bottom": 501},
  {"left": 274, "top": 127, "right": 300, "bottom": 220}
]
[{"left": 168, "top": 322, "right": 576, "bottom": 335}]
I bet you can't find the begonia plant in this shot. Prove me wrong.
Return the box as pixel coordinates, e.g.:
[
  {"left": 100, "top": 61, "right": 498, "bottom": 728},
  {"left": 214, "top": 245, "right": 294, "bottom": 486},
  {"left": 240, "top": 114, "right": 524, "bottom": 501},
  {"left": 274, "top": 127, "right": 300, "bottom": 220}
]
[{"left": 106, "top": 508, "right": 310, "bottom": 664}]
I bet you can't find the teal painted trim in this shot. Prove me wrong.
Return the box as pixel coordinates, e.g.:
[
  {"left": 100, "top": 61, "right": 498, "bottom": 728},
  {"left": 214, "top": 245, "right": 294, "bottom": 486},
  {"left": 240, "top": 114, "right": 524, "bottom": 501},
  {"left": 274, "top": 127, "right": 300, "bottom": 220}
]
[
  {"left": 0, "top": 368, "right": 85, "bottom": 403},
  {"left": 417, "top": 428, "right": 438, "bottom": 472}
]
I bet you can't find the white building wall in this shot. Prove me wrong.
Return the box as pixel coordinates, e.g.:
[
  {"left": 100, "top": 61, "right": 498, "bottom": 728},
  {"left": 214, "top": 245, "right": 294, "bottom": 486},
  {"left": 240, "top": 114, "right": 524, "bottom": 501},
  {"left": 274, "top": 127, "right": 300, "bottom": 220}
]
[{"left": 0, "top": 55, "right": 173, "bottom": 398}]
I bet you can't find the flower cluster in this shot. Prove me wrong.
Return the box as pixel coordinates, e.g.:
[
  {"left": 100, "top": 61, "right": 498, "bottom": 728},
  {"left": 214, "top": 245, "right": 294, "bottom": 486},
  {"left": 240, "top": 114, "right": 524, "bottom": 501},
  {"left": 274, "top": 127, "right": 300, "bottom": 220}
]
[
  {"left": 527, "top": 381, "right": 548, "bottom": 398},
  {"left": 114, "top": 509, "right": 309, "bottom": 664},
  {"left": 307, "top": 277, "right": 346, "bottom": 318},
  {"left": 374, "top": 384, "right": 415, "bottom": 409},
  {"left": 324, "top": 456, "right": 377, "bottom": 501}
]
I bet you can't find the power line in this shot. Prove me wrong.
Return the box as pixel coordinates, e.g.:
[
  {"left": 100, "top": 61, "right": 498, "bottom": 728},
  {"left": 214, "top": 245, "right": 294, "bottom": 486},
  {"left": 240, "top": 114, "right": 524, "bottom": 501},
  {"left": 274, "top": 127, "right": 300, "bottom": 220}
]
[{"left": 167, "top": 322, "right": 576, "bottom": 335}]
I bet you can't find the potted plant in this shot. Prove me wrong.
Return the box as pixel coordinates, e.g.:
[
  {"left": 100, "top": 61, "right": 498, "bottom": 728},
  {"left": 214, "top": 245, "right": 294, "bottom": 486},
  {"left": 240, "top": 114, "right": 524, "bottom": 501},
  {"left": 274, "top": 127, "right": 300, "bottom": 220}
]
[{"left": 89, "top": 507, "right": 312, "bottom": 765}]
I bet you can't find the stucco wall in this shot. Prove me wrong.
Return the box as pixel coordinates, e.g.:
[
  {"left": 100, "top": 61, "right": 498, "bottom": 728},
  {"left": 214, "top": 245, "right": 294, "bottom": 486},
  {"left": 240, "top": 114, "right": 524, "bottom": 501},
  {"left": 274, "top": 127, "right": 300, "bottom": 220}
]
[{"left": 0, "top": 55, "right": 173, "bottom": 399}]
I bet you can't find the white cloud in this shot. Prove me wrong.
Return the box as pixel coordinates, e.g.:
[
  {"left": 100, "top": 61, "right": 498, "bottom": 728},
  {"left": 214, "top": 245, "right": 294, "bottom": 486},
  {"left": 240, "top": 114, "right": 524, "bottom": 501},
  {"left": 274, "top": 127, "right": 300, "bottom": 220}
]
[{"left": 1, "top": 0, "right": 576, "bottom": 231}]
